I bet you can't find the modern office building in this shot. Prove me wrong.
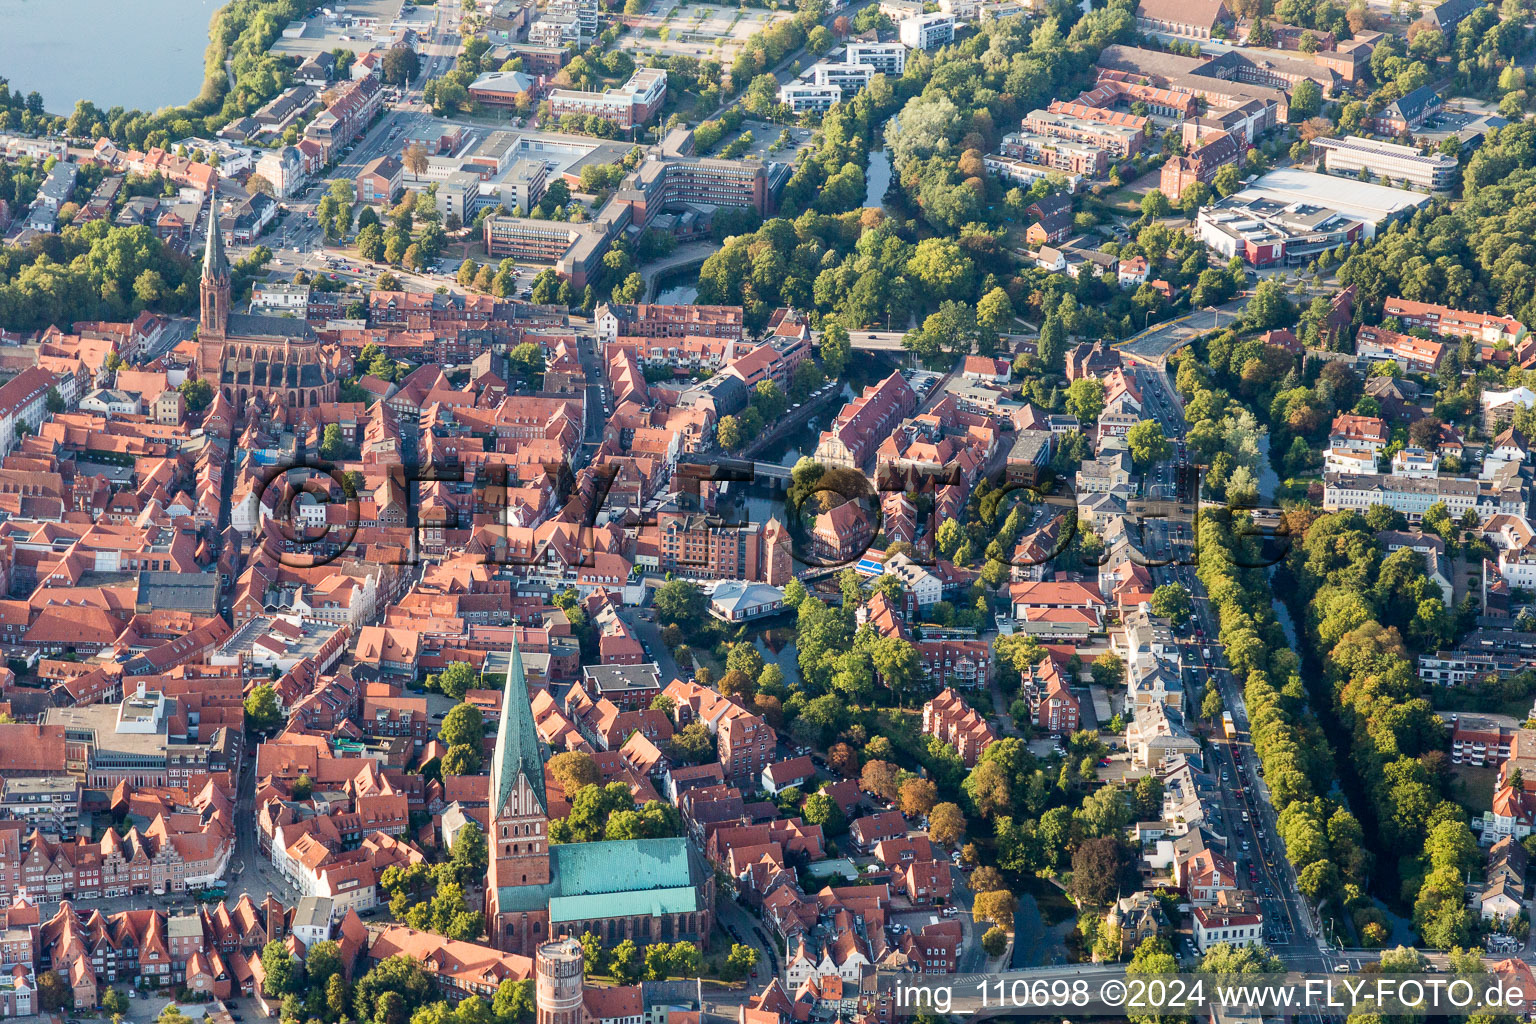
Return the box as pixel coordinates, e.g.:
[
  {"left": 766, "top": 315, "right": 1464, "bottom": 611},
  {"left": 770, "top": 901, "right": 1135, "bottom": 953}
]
[
  {"left": 1311, "top": 135, "right": 1458, "bottom": 191},
  {"left": 547, "top": 68, "right": 667, "bottom": 129}
]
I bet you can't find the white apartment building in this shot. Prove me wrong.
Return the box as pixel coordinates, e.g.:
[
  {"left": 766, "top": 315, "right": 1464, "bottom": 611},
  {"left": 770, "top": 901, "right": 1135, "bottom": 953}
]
[
  {"left": 1391, "top": 447, "right": 1439, "bottom": 479},
  {"left": 812, "top": 62, "right": 875, "bottom": 91},
  {"left": 778, "top": 82, "right": 842, "bottom": 114},
  {"left": 899, "top": 12, "right": 955, "bottom": 49},
  {"left": 1323, "top": 447, "right": 1376, "bottom": 475},
  {"left": 845, "top": 41, "right": 908, "bottom": 76}
]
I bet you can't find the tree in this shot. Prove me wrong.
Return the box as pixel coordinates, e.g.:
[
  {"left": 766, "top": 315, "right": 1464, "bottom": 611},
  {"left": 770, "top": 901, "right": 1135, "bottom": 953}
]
[
  {"left": 1127, "top": 419, "right": 1171, "bottom": 466},
  {"left": 548, "top": 751, "right": 601, "bottom": 797},
  {"left": 929, "top": 802, "right": 966, "bottom": 845},
  {"left": 37, "top": 972, "right": 70, "bottom": 1012},
  {"left": 973, "top": 889, "right": 1018, "bottom": 926},
  {"left": 262, "top": 939, "right": 296, "bottom": 997},
  {"left": 436, "top": 661, "right": 478, "bottom": 700},
  {"left": 861, "top": 760, "right": 901, "bottom": 802},
  {"left": 1038, "top": 314, "right": 1067, "bottom": 371},
  {"left": 441, "top": 744, "right": 481, "bottom": 776},
  {"left": 802, "top": 792, "right": 846, "bottom": 834},
  {"left": 306, "top": 940, "right": 344, "bottom": 995},
  {"left": 579, "top": 932, "right": 604, "bottom": 975},
  {"left": 977, "top": 287, "right": 1014, "bottom": 334},
  {"left": 819, "top": 320, "right": 852, "bottom": 378},
  {"left": 1069, "top": 837, "right": 1131, "bottom": 905},
  {"left": 668, "top": 941, "right": 702, "bottom": 978},
  {"left": 492, "top": 980, "right": 535, "bottom": 1024},
  {"left": 1065, "top": 377, "right": 1106, "bottom": 423},
  {"left": 654, "top": 580, "right": 706, "bottom": 627},
  {"left": 724, "top": 944, "right": 759, "bottom": 980},
  {"left": 1140, "top": 189, "right": 1171, "bottom": 220},
  {"left": 607, "top": 939, "right": 640, "bottom": 984},
  {"left": 1290, "top": 78, "right": 1321, "bottom": 120},
  {"left": 245, "top": 683, "right": 282, "bottom": 735},
  {"left": 1150, "top": 583, "right": 1192, "bottom": 626},
  {"left": 1090, "top": 652, "right": 1123, "bottom": 687},
  {"left": 981, "top": 925, "right": 1009, "bottom": 957},
  {"left": 717, "top": 415, "right": 744, "bottom": 451},
  {"left": 179, "top": 377, "right": 213, "bottom": 412},
  {"left": 440, "top": 703, "right": 485, "bottom": 749},
  {"left": 900, "top": 777, "right": 938, "bottom": 817},
  {"left": 384, "top": 47, "right": 423, "bottom": 85},
  {"left": 669, "top": 722, "right": 714, "bottom": 764},
  {"left": 319, "top": 423, "right": 347, "bottom": 461},
  {"left": 1213, "top": 163, "right": 1243, "bottom": 198}
]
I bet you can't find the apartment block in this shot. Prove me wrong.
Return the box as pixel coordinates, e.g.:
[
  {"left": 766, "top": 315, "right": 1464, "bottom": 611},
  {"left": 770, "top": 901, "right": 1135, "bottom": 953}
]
[
  {"left": 1023, "top": 107, "right": 1145, "bottom": 157},
  {"left": 1322, "top": 472, "right": 1527, "bottom": 520},
  {"left": 778, "top": 82, "right": 842, "bottom": 113},
  {"left": 1382, "top": 297, "right": 1527, "bottom": 345},
  {"left": 899, "top": 12, "right": 954, "bottom": 48},
  {"left": 922, "top": 687, "right": 996, "bottom": 766},
  {"left": 845, "top": 41, "right": 908, "bottom": 76}
]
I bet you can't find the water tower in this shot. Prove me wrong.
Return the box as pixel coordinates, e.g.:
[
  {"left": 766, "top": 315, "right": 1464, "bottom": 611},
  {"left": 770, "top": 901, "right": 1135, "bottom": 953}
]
[{"left": 536, "top": 938, "right": 585, "bottom": 1024}]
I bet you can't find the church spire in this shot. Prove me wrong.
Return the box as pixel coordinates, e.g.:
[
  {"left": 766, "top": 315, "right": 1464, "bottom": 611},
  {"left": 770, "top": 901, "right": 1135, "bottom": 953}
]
[
  {"left": 202, "top": 203, "right": 229, "bottom": 283},
  {"left": 490, "top": 636, "right": 546, "bottom": 817},
  {"left": 199, "top": 200, "right": 230, "bottom": 339}
]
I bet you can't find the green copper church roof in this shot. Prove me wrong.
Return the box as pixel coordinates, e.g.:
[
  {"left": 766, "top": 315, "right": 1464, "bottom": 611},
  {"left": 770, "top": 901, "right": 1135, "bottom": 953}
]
[
  {"left": 495, "top": 836, "right": 696, "bottom": 915},
  {"left": 490, "top": 636, "right": 546, "bottom": 817},
  {"left": 548, "top": 886, "right": 699, "bottom": 924}
]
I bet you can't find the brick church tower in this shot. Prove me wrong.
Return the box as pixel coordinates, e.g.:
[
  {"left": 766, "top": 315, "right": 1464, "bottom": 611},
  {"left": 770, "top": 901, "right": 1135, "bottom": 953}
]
[
  {"left": 762, "top": 516, "right": 792, "bottom": 586},
  {"left": 199, "top": 209, "right": 230, "bottom": 341},
  {"left": 535, "top": 939, "right": 585, "bottom": 1024},
  {"left": 485, "top": 638, "right": 551, "bottom": 945}
]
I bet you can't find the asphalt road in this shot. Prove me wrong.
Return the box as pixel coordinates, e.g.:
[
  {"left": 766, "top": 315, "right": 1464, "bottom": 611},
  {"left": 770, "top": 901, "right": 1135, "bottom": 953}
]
[{"left": 1135, "top": 363, "right": 1328, "bottom": 975}]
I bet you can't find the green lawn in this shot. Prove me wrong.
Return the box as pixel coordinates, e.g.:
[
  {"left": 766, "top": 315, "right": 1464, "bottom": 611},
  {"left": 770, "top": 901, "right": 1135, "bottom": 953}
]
[{"left": 1451, "top": 764, "right": 1498, "bottom": 816}]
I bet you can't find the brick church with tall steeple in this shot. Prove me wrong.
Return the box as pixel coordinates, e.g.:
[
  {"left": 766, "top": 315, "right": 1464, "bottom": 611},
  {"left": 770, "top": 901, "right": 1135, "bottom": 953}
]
[
  {"left": 484, "top": 638, "right": 715, "bottom": 955},
  {"left": 196, "top": 207, "right": 339, "bottom": 414}
]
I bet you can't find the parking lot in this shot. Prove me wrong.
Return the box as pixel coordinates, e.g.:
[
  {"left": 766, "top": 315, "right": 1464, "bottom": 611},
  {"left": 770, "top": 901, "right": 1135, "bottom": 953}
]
[
  {"left": 268, "top": 0, "right": 411, "bottom": 59},
  {"left": 618, "top": 3, "right": 795, "bottom": 61}
]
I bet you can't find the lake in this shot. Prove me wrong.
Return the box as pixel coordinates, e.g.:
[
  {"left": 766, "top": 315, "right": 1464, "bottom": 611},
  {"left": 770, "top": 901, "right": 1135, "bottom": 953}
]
[{"left": 0, "top": 0, "right": 218, "bottom": 114}]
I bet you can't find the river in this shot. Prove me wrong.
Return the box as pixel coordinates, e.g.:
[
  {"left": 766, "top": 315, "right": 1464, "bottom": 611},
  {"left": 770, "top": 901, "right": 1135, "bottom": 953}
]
[
  {"left": 0, "top": 0, "right": 218, "bottom": 114},
  {"left": 864, "top": 148, "right": 891, "bottom": 208}
]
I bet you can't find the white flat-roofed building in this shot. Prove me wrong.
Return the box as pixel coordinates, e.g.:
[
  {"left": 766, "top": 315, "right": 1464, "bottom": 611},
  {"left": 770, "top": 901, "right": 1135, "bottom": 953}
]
[
  {"left": 1311, "top": 135, "right": 1459, "bottom": 191},
  {"left": 1392, "top": 446, "right": 1440, "bottom": 479},
  {"left": 500, "top": 158, "right": 548, "bottom": 214},
  {"left": 548, "top": 68, "right": 667, "bottom": 129},
  {"left": 983, "top": 154, "right": 1084, "bottom": 192},
  {"left": 0, "top": 776, "right": 82, "bottom": 837},
  {"left": 251, "top": 281, "right": 310, "bottom": 314},
  {"left": 778, "top": 82, "right": 842, "bottom": 114},
  {"left": 1323, "top": 446, "right": 1376, "bottom": 475},
  {"left": 1211, "top": 168, "right": 1432, "bottom": 239},
  {"left": 812, "top": 62, "right": 875, "bottom": 91},
  {"left": 845, "top": 41, "right": 908, "bottom": 76},
  {"left": 899, "top": 11, "right": 955, "bottom": 48},
  {"left": 1197, "top": 193, "right": 1364, "bottom": 268}
]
